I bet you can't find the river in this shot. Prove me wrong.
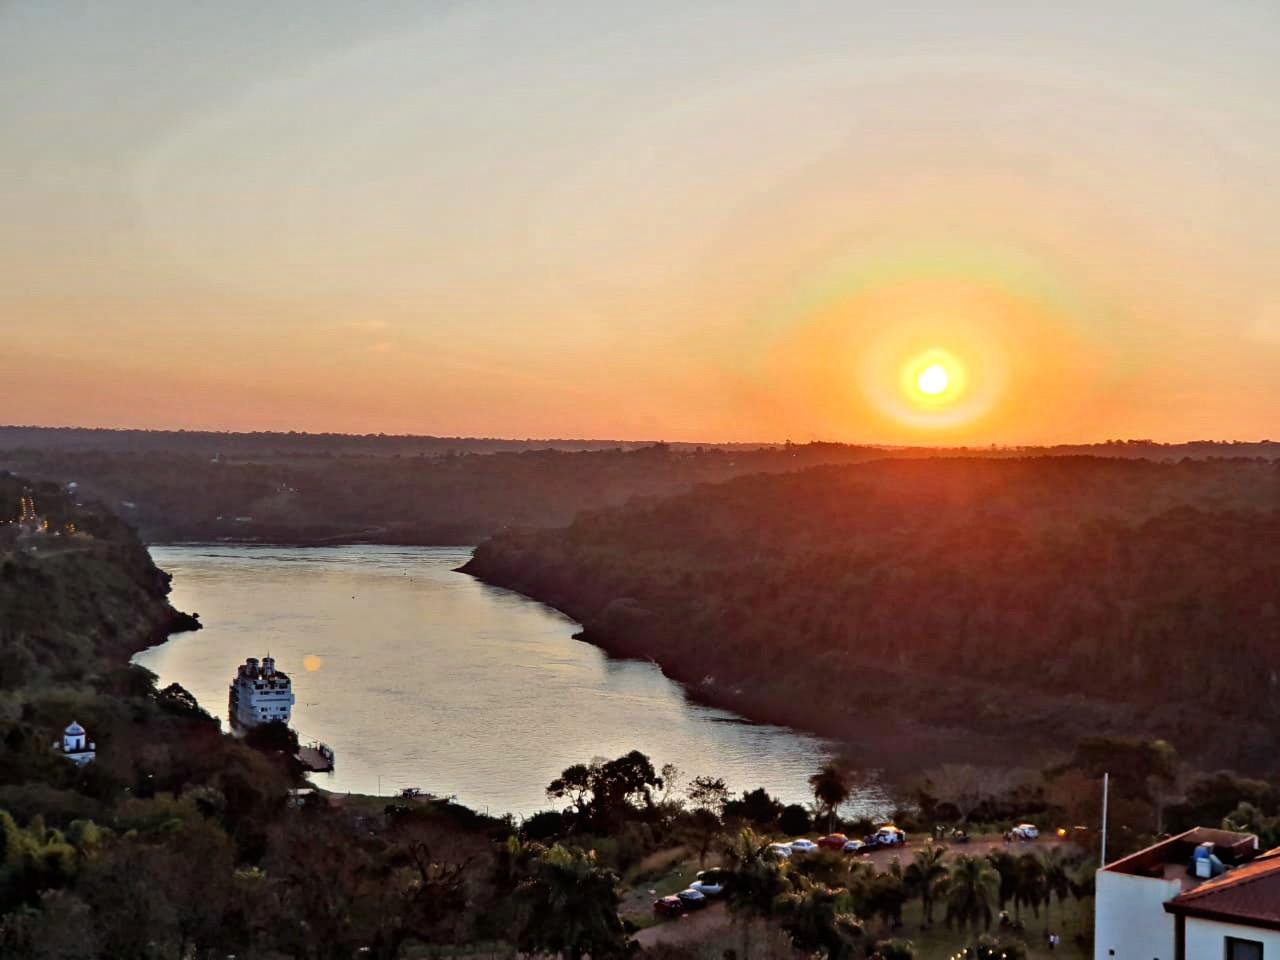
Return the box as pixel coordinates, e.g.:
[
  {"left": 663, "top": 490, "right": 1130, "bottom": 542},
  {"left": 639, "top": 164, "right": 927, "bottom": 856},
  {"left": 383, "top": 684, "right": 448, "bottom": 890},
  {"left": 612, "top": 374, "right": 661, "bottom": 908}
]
[{"left": 136, "top": 545, "right": 891, "bottom": 818}]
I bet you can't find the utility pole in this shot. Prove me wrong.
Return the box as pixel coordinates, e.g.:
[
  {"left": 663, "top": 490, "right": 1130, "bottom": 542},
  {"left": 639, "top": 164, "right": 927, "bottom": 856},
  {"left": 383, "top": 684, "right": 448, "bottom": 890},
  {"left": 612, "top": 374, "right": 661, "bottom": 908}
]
[{"left": 1100, "top": 772, "right": 1110, "bottom": 866}]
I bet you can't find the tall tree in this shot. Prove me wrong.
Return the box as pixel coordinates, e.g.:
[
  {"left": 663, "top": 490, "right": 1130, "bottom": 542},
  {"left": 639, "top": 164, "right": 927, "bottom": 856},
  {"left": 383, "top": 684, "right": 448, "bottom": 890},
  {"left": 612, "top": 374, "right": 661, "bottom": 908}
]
[
  {"left": 1015, "top": 853, "right": 1046, "bottom": 926},
  {"left": 904, "top": 844, "right": 949, "bottom": 926},
  {"left": 1040, "top": 848, "right": 1071, "bottom": 932},
  {"left": 866, "top": 865, "right": 908, "bottom": 930},
  {"left": 808, "top": 763, "right": 850, "bottom": 833},
  {"left": 774, "top": 875, "right": 863, "bottom": 960},
  {"left": 546, "top": 751, "right": 663, "bottom": 831},
  {"left": 680, "top": 808, "right": 723, "bottom": 867},
  {"left": 513, "top": 845, "right": 628, "bottom": 960},
  {"left": 985, "top": 850, "right": 1021, "bottom": 922},
  {"left": 944, "top": 855, "right": 1000, "bottom": 942},
  {"left": 722, "top": 827, "right": 789, "bottom": 960},
  {"left": 687, "top": 775, "right": 730, "bottom": 816}
]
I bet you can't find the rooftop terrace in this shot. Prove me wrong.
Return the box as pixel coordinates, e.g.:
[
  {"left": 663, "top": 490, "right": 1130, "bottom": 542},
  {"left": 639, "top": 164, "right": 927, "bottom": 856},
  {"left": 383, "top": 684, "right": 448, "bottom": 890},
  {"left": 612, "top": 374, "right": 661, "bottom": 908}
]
[{"left": 1103, "top": 827, "right": 1260, "bottom": 894}]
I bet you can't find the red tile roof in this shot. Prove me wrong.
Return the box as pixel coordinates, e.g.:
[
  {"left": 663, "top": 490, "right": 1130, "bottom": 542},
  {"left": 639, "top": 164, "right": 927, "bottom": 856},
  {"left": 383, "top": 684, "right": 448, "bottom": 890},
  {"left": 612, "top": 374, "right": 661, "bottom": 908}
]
[{"left": 1166, "top": 850, "right": 1280, "bottom": 930}]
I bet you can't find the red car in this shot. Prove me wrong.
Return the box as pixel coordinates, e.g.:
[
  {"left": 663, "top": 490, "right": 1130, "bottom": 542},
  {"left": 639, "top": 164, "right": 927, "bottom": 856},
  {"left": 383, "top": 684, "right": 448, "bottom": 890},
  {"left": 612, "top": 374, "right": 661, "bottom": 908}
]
[
  {"left": 653, "top": 895, "right": 685, "bottom": 918},
  {"left": 817, "top": 833, "right": 850, "bottom": 851}
]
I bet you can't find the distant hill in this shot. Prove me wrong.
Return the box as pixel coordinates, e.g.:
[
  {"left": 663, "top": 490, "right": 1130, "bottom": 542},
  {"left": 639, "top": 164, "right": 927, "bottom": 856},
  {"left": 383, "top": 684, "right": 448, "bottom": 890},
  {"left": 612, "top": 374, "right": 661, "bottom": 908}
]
[
  {"left": 4, "top": 426, "right": 1279, "bottom": 546},
  {"left": 463, "top": 456, "right": 1280, "bottom": 772},
  {"left": 0, "top": 435, "right": 888, "bottom": 544},
  {"left": 0, "top": 425, "right": 731, "bottom": 457}
]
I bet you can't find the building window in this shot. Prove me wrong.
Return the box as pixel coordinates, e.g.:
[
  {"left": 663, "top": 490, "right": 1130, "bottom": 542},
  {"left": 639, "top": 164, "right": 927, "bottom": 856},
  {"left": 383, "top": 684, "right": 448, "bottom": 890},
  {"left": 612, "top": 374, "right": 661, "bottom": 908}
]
[{"left": 1227, "top": 937, "right": 1264, "bottom": 960}]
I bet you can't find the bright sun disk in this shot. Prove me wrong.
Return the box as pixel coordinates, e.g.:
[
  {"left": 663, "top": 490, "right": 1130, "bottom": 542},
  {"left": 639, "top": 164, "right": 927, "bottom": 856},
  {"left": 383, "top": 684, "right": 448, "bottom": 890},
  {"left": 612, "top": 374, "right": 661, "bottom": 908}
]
[{"left": 916, "top": 362, "right": 949, "bottom": 396}]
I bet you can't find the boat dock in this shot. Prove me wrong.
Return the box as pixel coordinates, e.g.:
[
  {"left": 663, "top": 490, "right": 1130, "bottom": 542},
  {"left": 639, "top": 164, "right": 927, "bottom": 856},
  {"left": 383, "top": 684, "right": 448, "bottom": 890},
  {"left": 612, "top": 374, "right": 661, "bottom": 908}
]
[{"left": 296, "top": 741, "right": 335, "bottom": 772}]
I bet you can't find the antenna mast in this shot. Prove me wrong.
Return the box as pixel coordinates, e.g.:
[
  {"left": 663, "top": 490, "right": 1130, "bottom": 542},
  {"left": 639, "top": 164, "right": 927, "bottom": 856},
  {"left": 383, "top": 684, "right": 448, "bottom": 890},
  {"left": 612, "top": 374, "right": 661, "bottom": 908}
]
[{"left": 1100, "top": 771, "right": 1110, "bottom": 866}]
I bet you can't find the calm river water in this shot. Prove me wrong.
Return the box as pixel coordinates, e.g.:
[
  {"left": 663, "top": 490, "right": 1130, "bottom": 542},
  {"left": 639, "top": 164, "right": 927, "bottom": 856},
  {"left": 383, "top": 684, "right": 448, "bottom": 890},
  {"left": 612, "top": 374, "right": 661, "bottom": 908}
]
[{"left": 136, "top": 545, "right": 890, "bottom": 818}]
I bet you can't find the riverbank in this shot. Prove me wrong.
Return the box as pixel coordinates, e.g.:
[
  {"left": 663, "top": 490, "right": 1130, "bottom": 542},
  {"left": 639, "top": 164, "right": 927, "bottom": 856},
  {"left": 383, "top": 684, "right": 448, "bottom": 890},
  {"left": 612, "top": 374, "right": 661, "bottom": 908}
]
[{"left": 459, "top": 559, "right": 1072, "bottom": 780}]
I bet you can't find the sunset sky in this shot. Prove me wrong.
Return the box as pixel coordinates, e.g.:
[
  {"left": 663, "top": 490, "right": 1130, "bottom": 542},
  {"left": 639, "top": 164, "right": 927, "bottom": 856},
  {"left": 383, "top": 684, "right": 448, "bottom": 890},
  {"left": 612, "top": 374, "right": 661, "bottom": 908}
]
[{"left": 3, "top": 0, "right": 1278, "bottom": 443}]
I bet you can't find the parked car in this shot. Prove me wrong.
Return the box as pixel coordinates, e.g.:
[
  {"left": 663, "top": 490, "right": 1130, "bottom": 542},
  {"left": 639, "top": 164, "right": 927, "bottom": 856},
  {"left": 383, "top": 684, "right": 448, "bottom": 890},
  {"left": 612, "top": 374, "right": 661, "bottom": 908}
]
[
  {"left": 788, "top": 838, "right": 819, "bottom": 855},
  {"left": 653, "top": 895, "right": 685, "bottom": 918},
  {"left": 677, "top": 888, "right": 708, "bottom": 910},
  {"left": 873, "top": 826, "right": 907, "bottom": 846},
  {"left": 767, "top": 842, "right": 793, "bottom": 859},
  {"left": 817, "top": 833, "right": 850, "bottom": 851},
  {"left": 842, "top": 839, "right": 866, "bottom": 855},
  {"left": 1010, "top": 823, "right": 1039, "bottom": 840},
  {"left": 690, "top": 869, "right": 727, "bottom": 897}
]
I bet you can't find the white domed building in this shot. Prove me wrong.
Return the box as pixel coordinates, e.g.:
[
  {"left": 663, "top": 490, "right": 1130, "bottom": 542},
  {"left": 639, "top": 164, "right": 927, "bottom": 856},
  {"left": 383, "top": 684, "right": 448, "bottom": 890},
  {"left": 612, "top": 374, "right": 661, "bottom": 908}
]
[{"left": 54, "top": 721, "right": 96, "bottom": 765}]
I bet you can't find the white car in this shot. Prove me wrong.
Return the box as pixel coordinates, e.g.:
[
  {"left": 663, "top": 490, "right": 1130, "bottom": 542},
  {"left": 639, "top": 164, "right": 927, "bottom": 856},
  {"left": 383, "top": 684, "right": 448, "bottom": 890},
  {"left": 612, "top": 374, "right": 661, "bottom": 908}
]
[
  {"left": 874, "top": 827, "right": 907, "bottom": 846},
  {"left": 767, "top": 843, "right": 793, "bottom": 859},
  {"left": 842, "top": 839, "right": 866, "bottom": 854},
  {"left": 1011, "top": 823, "right": 1039, "bottom": 840},
  {"left": 690, "top": 869, "right": 726, "bottom": 896},
  {"left": 788, "top": 838, "right": 819, "bottom": 855}
]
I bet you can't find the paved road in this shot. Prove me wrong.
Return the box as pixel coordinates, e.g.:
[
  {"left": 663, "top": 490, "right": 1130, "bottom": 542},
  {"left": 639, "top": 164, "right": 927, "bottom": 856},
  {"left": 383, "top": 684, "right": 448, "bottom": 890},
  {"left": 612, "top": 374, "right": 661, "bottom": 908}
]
[{"left": 634, "top": 902, "right": 732, "bottom": 948}]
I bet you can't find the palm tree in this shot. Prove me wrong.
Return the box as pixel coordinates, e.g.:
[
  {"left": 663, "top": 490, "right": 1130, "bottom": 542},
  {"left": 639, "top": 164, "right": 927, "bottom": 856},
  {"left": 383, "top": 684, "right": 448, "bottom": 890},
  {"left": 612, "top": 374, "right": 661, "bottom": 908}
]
[
  {"left": 721, "top": 827, "right": 789, "bottom": 960},
  {"left": 904, "top": 844, "right": 949, "bottom": 926},
  {"left": 944, "top": 855, "right": 1000, "bottom": 943},
  {"left": 985, "top": 849, "right": 1020, "bottom": 921},
  {"left": 1040, "top": 847, "right": 1071, "bottom": 932},
  {"left": 514, "top": 844, "right": 628, "bottom": 960},
  {"left": 868, "top": 864, "right": 908, "bottom": 930},
  {"left": 773, "top": 874, "right": 864, "bottom": 960},
  {"left": 809, "top": 762, "right": 851, "bottom": 832},
  {"left": 1068, "top": 857, "right": 1097, "bottom": 904},
  {"left": 1015, "top": 852, "right": 1046, "bottom": 926}
]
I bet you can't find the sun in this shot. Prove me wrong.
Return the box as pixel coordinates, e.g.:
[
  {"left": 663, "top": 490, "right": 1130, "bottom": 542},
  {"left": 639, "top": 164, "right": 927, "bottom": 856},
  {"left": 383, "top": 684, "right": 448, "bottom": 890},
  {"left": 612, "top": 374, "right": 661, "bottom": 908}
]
[
  {"left": 916, "top": 362, "right": 949, "bottom": 396},
  {"left": 899, "top": 348, "right": 967, "bottom": 411}
]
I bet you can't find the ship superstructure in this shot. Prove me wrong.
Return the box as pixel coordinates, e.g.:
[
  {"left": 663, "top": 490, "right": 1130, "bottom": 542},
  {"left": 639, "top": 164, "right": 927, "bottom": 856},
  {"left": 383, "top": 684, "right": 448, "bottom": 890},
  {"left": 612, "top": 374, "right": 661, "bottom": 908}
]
[{"left": 228, "top": 655, "right": 296, "bottom": 728}]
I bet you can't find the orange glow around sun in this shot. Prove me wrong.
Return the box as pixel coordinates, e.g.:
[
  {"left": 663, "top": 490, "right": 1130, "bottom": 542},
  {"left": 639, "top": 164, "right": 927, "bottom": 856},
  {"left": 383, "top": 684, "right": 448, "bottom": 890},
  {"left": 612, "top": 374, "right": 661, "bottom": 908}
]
[{"left": 758, "top": 242, "right": 1115, "bottom": 441}]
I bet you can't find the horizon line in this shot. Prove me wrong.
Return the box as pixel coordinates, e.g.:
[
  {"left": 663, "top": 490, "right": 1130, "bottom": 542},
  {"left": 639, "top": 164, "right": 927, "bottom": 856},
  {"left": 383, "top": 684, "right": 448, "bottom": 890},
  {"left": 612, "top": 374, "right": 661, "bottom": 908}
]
[{"left": 1, "top": 423, "right": 1277, "bottom": 450}]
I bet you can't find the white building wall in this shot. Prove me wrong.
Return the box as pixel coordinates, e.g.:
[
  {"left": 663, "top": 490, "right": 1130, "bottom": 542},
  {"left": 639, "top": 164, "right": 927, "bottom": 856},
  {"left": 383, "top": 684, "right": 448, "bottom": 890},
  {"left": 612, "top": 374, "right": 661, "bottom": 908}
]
[
  {"left": 1095, "top": 870, "right": 1182, "bottom": 960},
  {"left": 1184, "top": 917, "right": 1280, "bottom": 959}
]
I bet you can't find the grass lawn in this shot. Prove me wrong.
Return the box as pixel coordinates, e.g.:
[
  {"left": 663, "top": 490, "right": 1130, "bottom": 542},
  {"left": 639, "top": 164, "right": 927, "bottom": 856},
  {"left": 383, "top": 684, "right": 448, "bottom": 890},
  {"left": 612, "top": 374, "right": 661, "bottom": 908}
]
[{"left": 620, "top": 848, "right": 706, "bottom": 930}]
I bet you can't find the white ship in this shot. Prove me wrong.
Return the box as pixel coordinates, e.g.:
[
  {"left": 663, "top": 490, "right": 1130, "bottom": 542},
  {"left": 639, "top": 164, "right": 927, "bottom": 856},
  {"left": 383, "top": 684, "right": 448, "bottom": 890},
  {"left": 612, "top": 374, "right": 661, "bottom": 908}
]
[{"left": 228, "top": 655, "right": 296, "bottom": 728}]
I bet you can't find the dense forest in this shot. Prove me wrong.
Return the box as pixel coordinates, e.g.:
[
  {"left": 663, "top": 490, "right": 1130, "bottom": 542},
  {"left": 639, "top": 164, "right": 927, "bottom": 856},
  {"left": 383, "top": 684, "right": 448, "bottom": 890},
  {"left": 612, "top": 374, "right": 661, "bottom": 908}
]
[
  {"left": 3, "top": 427, "right": 1278, "bottom": 546},
  {"left": 464, "top": 456, "right": 1280, "bottom": 772}
]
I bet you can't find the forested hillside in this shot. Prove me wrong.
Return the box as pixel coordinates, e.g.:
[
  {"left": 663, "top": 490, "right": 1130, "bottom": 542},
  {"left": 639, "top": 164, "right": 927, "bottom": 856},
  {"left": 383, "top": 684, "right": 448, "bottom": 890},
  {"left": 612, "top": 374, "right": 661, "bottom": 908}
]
[
  {"left": 0, "top": 440, "right": 891, "bottom": 544},
  {"left": 0, "top": 474, "right": 198, "bottom": 689},
  {"left": 4, "top": 427, "right": 1277, "bottom": 546},
  {"left": 464, "top": 457, "right": 1280, "bottom": 771}
]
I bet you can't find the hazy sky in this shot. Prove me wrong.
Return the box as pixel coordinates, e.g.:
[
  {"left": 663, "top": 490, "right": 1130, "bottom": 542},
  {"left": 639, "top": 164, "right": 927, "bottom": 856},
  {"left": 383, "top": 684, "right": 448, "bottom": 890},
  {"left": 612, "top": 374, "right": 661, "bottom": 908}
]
[{"left": 3, "top": 0, "right": 1278, "bottom": 443}]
